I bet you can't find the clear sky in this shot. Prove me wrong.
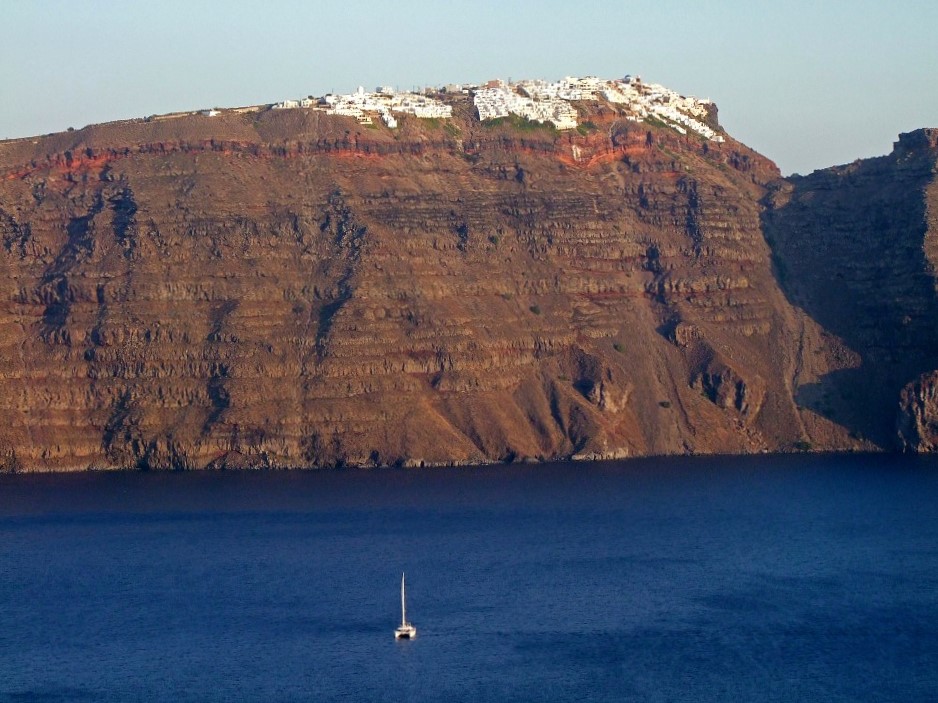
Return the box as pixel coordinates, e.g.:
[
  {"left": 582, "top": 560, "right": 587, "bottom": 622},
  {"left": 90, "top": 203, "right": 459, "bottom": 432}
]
[{"left": 2, "top": 0, "right": 935, "bottom": 175}]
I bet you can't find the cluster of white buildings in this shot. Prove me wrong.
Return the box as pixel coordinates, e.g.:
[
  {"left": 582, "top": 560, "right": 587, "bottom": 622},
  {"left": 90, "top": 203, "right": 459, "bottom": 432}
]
[
  {"left": 611, "top": 77, "right": 723, "bottom": 141},
  {"left": 474, "top": 83, "right": 579, "bottom": 130},
  {"left": 272, "top": 97, "right": 318, "bottom": 110},
  {"left": 472, "top": 75, "right": 724, "bottom": 141},
  {"left": 268, "top": 74, "right": 724, "bottom": 141},
  {"left": 273, "top": 86, "right": 451, "bottom": 127}
]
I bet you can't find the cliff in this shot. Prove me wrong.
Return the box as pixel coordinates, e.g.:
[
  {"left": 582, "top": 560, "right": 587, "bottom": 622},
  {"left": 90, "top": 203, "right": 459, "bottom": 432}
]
[
  {"left": 763, "top": 128, "right": 938, "bottom": 451},
  {"left": 0, "top": 98, "right": 932, "bottom": 471}
]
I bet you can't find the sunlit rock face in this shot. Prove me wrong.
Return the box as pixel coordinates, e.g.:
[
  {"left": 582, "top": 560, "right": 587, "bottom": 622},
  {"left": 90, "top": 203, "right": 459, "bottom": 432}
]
[{"left": 0, "top": 98, "right": 933, "bottom": 471}]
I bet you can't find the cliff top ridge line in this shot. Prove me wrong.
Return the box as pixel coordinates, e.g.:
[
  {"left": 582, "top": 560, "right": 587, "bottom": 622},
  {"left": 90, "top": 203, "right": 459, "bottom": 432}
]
[{"left": 0, "top": 73, "right": 725, "bottom": 146}]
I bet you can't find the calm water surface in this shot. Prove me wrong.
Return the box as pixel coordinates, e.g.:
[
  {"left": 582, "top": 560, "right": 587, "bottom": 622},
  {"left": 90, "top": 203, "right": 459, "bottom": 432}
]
[{"left": 1, "top": 454, "right": 937, "bottom": 702}]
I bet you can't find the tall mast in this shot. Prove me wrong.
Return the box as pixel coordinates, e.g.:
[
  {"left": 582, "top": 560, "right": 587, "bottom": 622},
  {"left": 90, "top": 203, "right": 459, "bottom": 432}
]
[{"left": 401, "top": 572, "right": 406, "bottom": 626}]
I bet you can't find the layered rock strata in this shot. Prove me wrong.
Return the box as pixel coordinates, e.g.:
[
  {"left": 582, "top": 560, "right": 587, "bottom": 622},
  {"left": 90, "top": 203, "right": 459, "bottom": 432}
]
[{"left": 0, "top": 104, "right": 917, "bottom": 471}]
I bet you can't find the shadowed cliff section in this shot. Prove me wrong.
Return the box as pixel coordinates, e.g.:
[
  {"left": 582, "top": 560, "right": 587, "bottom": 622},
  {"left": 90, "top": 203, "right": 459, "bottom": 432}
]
[
  {"left": 0, "top": 102, "right": 890, "bottom": 471},
  {"left": 762, "top": 129, "right": 938, "bottom": 449}
]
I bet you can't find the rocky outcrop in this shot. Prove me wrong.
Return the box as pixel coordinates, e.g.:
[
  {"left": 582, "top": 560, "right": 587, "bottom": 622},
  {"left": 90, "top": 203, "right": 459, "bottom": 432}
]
[
  {"left": 898, "top": 371, "right": 938, "bottom": 451},
  {"left": 0, "top": 102, "right": 929, "bottom": 471}
]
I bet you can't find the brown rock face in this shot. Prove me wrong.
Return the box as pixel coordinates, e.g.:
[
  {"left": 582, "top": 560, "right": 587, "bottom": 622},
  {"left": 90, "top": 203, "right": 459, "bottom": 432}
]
[
  {"left": 0, "top": 102, "right": 921, "bottom": 471},
  {"left": 898, "top": 371, "right": 938, "bottom": 451},
  {"left": 763, "top": 128, "right": 938, "bottom": 449}
]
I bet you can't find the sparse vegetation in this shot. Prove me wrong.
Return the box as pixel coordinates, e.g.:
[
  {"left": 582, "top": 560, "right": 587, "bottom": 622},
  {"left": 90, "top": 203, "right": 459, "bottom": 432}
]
[
  {"left": 488, "top": 234, "right": 500, "bottom": 246},
  {"left": 482, "top": 114, "right": 557, "bottom": 134}
]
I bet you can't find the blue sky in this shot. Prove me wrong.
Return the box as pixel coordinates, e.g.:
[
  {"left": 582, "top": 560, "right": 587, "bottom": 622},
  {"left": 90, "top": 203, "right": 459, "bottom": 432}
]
[{"left": 2, "top": 0, "right": 935, "bottom": 174}]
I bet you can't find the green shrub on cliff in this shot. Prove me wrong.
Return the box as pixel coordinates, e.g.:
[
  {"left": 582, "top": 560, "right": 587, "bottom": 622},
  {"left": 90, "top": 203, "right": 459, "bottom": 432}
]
[{"left": 482, "top": 114, "right": 557, "bottom": 134}]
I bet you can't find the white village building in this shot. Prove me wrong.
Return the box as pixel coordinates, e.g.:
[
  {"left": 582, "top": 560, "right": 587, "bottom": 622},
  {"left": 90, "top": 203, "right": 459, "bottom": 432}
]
[{"left": 270, "top": 73, "right": 724, "bottom": 141}]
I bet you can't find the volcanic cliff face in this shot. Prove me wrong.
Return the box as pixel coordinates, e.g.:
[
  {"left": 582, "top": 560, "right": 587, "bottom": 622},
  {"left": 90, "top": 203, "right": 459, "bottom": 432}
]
[
  {"left": 0, "top": 97, "right": 924, "bottom": 471},
  {"left": 763, "top": 128, "right": 938, "bottom": 451}
]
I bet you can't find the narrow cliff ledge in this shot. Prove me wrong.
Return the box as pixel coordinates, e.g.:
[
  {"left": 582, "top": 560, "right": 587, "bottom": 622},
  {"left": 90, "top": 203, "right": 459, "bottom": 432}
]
[{"left": 0, "top": 106, "right": 929, "bottom": 471}]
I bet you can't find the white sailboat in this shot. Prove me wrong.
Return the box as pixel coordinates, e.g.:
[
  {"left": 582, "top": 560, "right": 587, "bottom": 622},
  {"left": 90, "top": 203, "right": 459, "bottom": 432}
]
[{"left": 394, "top": 572, "right": 417, "bottom": 639}]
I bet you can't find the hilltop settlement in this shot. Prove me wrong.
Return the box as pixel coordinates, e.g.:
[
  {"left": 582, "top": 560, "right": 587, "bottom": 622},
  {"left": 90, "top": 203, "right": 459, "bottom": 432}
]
[{"left": 261, "top": 74, "right": 725, "bottom": 141}]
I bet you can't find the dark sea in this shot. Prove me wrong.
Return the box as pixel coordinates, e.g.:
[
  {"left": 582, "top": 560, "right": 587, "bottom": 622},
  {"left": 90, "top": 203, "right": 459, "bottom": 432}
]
[{"left": 1, "top": 454, "right": 937, "bottom": 702}]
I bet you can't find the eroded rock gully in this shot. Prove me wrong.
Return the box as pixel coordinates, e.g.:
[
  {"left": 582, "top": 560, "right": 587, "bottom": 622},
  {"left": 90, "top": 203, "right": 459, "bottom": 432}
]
[{"left": 0, "top": 107, "right": 932, "bottom": 471}]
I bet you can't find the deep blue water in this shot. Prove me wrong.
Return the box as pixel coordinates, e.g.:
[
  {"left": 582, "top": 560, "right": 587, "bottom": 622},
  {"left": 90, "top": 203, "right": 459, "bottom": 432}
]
[{"left": 1, "top": 454, "right": 937, "bottom": 702}]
